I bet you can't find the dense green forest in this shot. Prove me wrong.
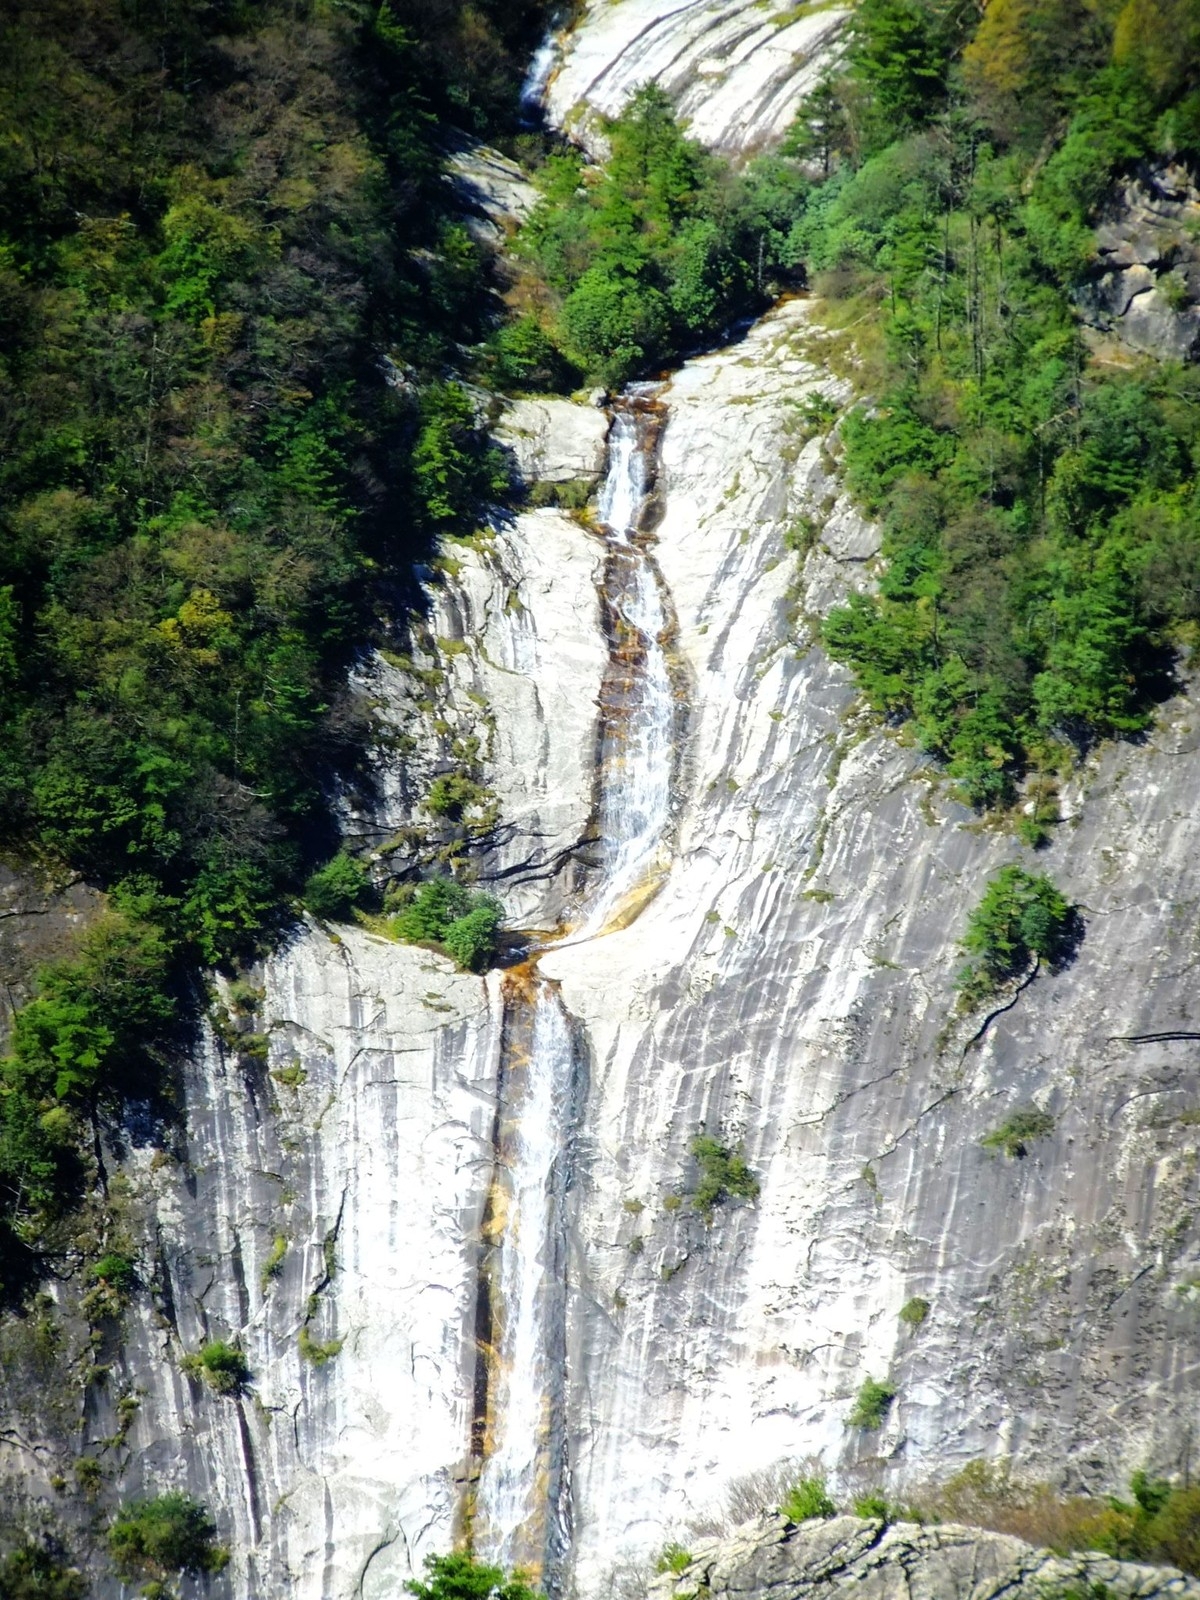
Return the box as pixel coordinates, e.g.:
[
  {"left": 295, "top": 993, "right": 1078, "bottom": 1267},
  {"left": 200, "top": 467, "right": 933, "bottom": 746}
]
[
  {"left": 804, "top": 0, "right": 1200, "bottom": 812},
  {"left": 0, "top": 0, "right": 541, "bottom": 1292}
]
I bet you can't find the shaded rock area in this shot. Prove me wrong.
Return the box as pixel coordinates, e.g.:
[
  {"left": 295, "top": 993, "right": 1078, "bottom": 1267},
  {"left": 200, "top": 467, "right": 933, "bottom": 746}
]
[
  {"left": 0, "top": 863, "right": 103, "bottom": 1048},
  {"left": 646, "top": 1516, "right": 1200, "bottom": 1600},
  {"left": 444, "top": 134, "right": 537, "bottom": 245},
  {"left": 1080, "top": 162, "right": 1200, "bottom": 361}
]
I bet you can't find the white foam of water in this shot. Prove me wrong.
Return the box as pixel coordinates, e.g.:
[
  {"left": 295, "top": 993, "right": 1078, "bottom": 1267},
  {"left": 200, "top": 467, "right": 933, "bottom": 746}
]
[
  {"left": 476, "top": 398, "right": 675, "bottom": 1576},
  {"left": 520, "top": 35, "right": 559, "bottom": 119},
  {"left": 475, "top": 984, "right": 574, "bottom": 1570}
]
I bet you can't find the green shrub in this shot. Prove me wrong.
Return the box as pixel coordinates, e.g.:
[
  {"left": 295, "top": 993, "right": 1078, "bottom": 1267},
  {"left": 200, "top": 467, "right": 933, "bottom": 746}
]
[
  {"left": 847, "top": 1376, "right": 896, "bottom": 1429},
  {"left": 957, "top": 867, "right": 1074, "bottom": 1005},
  {"left": 183, "top": 1339, "right": 251, "bottom": 1396},
  {"left": 981, "top": 1109, "right": 1055, "bottom": 1159},
  {"left": 690, "top": 1135, "right": 760, "bottom": 1219},
  {"left": 406, "top": 1552, "right": 542, "bottom": 1600},
  {"left": 260, "top": 1235, "right": 287, "bottom": 1290},
  {"left": 780, "top": 1476, "right": 836, "bottom": 1522},
  {"left": 303, "top": 852, "right": 370, "bottom": 921},
  {"left": 426, "top": 773, "right": 488, "bottom": 822},
  {"left": 392, "top": 878, "right": 503, "bottom": 972},
  {"left": 899, "top": 1296, "right": 929, "bottom": 1327},
  {"left": 0, "top": 1541, "right": 87, "bottom": 1600},
  {"left": 654, "top": 1543, "right": 693, "bottom": 1574},
  {"left": 90, "top": 1253, "right": 136, "bottom": 1293},
  {"left": 108, "top": 1493, "right": 229, "bottom": 1588},
  {"left": 853, "top": 1491, "right": 892, "bottom": 1521},
  {"left": 298, "top": 1326, "right": 343, "bottom": 1367}
]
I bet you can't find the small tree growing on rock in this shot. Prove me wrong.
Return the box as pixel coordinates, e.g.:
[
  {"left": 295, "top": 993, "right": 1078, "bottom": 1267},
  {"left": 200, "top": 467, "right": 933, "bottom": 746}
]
[{"left": 957, "top": 866, "right": 1074, "bottom": 1006}]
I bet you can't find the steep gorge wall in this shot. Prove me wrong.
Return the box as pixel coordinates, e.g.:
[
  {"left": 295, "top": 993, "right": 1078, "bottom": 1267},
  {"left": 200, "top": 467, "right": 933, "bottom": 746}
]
[{"left": 19, "top": 6, "right": 1200, "bottom": 1598}]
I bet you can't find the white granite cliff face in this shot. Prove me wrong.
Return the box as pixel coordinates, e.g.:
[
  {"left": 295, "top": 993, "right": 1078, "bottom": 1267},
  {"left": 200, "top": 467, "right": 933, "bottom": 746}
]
[
  {"left": 532, "top": 299, "right": 1200, "bottom": 1592},
  {"left": 114, "top": 933, "right": 499, "bottom": 1600},
  {"left": 539, "top": 0, "right": 848, "bottom": 159},
  {"left": 92, "top": 14, "right": 1200, "bottom": 1600}
]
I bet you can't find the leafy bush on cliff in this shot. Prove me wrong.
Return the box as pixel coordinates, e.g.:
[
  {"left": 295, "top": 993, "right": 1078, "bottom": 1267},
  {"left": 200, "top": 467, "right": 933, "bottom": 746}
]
[
  {"left": 847, "top": 1376, "right": 897, "bottom": 1430},
  {"left": 303, "top": 852, "right": 372, "bottom": 922},
  {"left": 957, "top": 866, "right": 1074, "bottom": 1004},
  {"left": 406, "top": 1552, "right": 542, "bottom": 1600},
  {"left": 0, "top": 1540, "right": 87, "bottom": 1600},
  {"left": 108, "top": 1493, "right": 229, "bottom": 1590},
  {"left": 690, "top": 1134, "right": 760, "bottom": 1219},
  {"left": 392, "top": 878, "right": 503, "bottom": 971}
]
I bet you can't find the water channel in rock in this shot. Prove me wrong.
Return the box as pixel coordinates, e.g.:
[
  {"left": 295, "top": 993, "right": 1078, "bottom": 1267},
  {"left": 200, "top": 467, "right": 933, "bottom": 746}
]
[{"left": 473, "top": 395, "right": 679, "bottom": 1587}]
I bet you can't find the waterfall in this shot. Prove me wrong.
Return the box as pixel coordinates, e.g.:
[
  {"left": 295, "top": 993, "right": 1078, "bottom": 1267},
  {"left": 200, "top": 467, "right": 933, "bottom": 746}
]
[
  {"left": 474, "top": 979, "right": 575, "bottom": 1574},
  {"left": 519, "top": 33, "right": 559, "bottom": 123},
  {"left": 473, "top": 396, "right": 676, "bottom": 1585}
]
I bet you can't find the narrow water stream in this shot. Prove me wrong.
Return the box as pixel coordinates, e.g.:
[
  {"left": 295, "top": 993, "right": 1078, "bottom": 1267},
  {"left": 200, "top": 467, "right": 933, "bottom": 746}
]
[{"left": 473, "top": 397, "right": 678, "bottom": 1586}]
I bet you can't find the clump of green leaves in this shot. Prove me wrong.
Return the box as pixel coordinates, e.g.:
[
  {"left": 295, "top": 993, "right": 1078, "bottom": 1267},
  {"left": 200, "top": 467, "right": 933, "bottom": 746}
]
[
  {"left": 981, "top": 1109, "right": 1056, "bottom": 1159},
  {"left": 0, "top": 913, "right": 177, "bottom": 1300},
  {"left": 182, "top": 1339, "right": 251, "bottom": 1397},
  {"left": 654, "top": 1543, "right": 693, "bottom": 1574},
  {"left": 847, "top": 1376, "right": 896, "bottom": 1430},
  {"left": 780, "top": 1475, "right": 836, "bottom": 1522},
  {"left": 107, "top": 1493, "right": 229, "bottom": 1592},
  {"left": 515, "top": 86, "right": 807, "bottom": 387},
  {"left": 392, "top": 878, "right": 502, "bottom": 972},
  {"left": 303, "top": 852, "right": 371, "bottom": 922},
  {"left": 0, "top": 1539, "right": 87, "bottom": 1600},
  {"left": 690, "top": 1135, "right": 760, "bottom": 1220},
  {"left": 898, "top": 1296, "right": 929, "bottom": 1327},
  {"left": 406, "top": 1551, "right": 542, "bottom": 1600},
  {"left": 298, "top": 1325, "right": 344, "bottom": 1367},
  {"left": 957, "top": 867, "right": 1074, "bottom": 1006}
]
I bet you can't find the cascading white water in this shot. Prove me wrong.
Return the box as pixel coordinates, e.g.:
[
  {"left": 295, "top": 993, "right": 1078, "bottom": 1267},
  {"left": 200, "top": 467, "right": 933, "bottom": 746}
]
[
  {"left": 579, "top": 405, "right": 676, "bottom": 936},
  {"left": 475, "top": 397, "right": 675, "bottom": 1585},
  {"left": 519, "top": 34, "right": 559, "bottom": 122},
  {"left": 474, "top": 983, "right": 575, "bottom": 1572}
]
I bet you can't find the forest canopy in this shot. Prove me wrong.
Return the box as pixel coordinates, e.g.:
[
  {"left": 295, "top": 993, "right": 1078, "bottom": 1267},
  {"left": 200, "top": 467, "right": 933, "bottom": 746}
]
[
  {"left": 798, "top": 0, "right": 1200, "bottom": 810},
  {"left": 0, "top": 0, "right": 541, "bottom": 1290}
]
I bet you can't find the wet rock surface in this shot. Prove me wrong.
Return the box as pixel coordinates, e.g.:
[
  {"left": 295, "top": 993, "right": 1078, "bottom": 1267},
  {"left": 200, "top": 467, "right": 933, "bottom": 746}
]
[{"left": 646, "top": 1516, "right": 1200, "bottom": 1600}]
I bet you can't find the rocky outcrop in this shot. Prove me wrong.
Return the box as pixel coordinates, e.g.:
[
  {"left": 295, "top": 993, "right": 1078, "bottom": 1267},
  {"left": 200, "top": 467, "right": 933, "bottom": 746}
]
[
  {"left": 112, "top": 929, "right": 500, "bottom": 1600},
  {"left": 540, "top": 0, "right": 848, "bottom": 159},
  {"left": 1080, "top": 162, "right": 1200, "bottom": 361},
  {"left": 496, "top": 397, "right": 610, "bottom": 487},
  {"left": 349, "top": 504, "right": 608, "bottom": 928},
  {"left": 646, "top": 1515, "right": 1200, "bottom": 1600},
  {"left": 444, "top": 135, "right": 538, "bottom": 246}
]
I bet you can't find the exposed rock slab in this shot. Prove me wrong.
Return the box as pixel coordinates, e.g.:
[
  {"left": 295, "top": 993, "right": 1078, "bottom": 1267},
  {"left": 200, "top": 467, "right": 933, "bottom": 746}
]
[
  {"left": 114, "top": 926, "right": 500, "bottom": 1600},
  {"left": 647, "top": 1515, "right": 1200, "bottom": 1600},
  {"left": 444, "top": 135, "right": 538, "bottom": 244},
  {"left": 351, "top": 506, "right": 607, "bottom": 927},
  {"left": 496, "top": 397, "right": 610, "bottom": 486},
  {"left": 541, "top": 0, "right": 848, "bottom": 159},
  {"left": 533, "top": 298, "right": 1200, "bottom": 1592},
  {"left": 1080, "top": 162, "right": 1200, "bottom": 361}
]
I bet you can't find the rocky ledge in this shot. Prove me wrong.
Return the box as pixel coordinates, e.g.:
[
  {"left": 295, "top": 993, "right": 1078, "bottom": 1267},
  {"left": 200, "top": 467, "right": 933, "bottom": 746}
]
[{"left": 646, "top": 1515, "right": 1200, "bottom": 1600}]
